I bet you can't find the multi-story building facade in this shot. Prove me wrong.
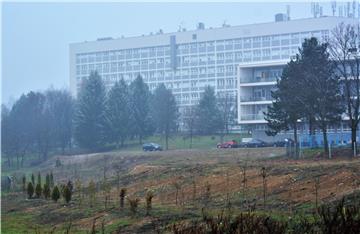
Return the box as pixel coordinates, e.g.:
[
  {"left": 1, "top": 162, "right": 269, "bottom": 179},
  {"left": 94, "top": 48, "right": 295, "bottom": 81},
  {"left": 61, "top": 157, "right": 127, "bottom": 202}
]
[{"left": 69, "top": 16, "right": 357, "bottom": 133}]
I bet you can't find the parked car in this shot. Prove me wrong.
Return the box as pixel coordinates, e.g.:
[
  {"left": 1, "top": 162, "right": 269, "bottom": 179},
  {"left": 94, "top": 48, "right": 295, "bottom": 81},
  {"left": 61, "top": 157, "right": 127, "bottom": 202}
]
[
  {"left": 272, "top": 138, "right": 294, "bottom": 147},
  {"left": 217, "top": 140, "right": 238, "bottom": 148},
  {"left": 241, "top": 139, "right": 269, "bottom": 148},
  {"left": 142, "top": 143, "right": 162, "bottom": 151}
]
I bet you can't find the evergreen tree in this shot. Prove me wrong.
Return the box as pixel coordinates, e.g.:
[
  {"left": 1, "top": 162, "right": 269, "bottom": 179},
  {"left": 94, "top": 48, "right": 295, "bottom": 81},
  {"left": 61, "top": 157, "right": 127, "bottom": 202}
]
[
  {"left": 67, "top": 180, "right": 74, "bottom": 194},
  {"left": 43, "top": 183, "right": 51, "bottom": 199},
  {"left": 64, "top": 185, "right": 72, "bottom": 204},
  {"left": 104, "top": 79, "right": 131, "bottom": 148},
  {"left": 299, "top": 38, "right": 343, "bottom": 153},
  {"left": 74, "top": 71, "right": 106, "bottom": 150},
  {"left": 35, "top": 183, "right": 42, "bottom": 198},
  {"left": 194, "top": 86, "right": 223, "bottom": 135},
  {"left": 31, "top": 173, "right": 35, "bottom": 185},
  {"left": 88, "top": 180, "right": 96, "bottom": 207},
  {"left": 49, "top": 171, "right": 54, "bottom": 188},
  {"left": 37, "top": 172, "right": 41, "bottom": 185},
  {"left": 45, "top": 174, "right": 50, "bottom": 187},
  {"left": 22, "top": 175, "right": 26, "bottom": 192},
  {"left": 151, "top": 84, "right": 178, "bottom": 150},
  {"left": 129, "top": 75, "right": 153, "bottom": 143},
  {"left": 264, "top": 58, "right": 304, "bottom": 158},
  {"left": 27, "top": 182, "right": 34, "bottom": 199},
  {"left": 52, "top": 185, "right": 60, "bottom": 202}
]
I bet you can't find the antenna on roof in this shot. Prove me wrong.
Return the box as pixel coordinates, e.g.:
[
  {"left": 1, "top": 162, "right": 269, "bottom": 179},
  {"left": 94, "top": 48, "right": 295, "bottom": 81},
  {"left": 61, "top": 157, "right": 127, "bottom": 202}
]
[
  {"left": 332, "top": 1, "right": 337, "bottom": 16},
  {"left": 286, "top": 5, "right": 291, "bottom": 20}
]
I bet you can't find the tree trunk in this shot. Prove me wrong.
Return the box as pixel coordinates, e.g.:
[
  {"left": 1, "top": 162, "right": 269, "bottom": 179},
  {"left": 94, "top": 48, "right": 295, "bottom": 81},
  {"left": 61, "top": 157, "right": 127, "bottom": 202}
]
[
  {"left": 322, "top": 127, "right": 329, "bottom": 154},
  {"left": 165, "top": 133, "right": 169, "bottom": 150},
  {"left": 293, "top": 122, "right": 299, "bottom": 159},
  {"left": 351, "top": 126, "right": 357, "bottom": 157}
]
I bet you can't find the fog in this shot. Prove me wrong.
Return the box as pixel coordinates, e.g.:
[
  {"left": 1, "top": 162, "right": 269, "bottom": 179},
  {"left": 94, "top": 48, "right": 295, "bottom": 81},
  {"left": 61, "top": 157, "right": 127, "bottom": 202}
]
[{"left": 2, "top": 1, "right": 331, "bottom": 105}]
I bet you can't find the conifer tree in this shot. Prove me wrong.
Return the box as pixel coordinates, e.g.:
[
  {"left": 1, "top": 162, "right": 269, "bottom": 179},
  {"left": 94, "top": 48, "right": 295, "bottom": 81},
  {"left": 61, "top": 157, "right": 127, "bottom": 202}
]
[
  {"left": 64, "top": 185, "right": 72, "bottom": 204},
  {"left": 88, "top": 180, "right": 96, "bottom": 207},
  {"left": 31, "top": 173, "right": 35, "bottom": 185},
  {"left": 151, "top": 84, "right": 178, "bottom": 150},
  {"left": 37, "top": 172, "right": 41, "bottom": 185},
  {"left": 22, "top": 175, "right": 26, "bottom": 192},
  {"left": 52, "top": 185, "right": 60, "bottom": 202},
  {"left": 49, "top": 171, "right": 54, "bottom": 188},
  {"left": 194, "top": 86, "right": 223, "bottom": 135},
  {"left": 74, "top": 71, "right": 106, "bottom": 150},
  {"left": 129, "top": 75, "right": 154, "bottom": 143},
  {"left": 104, "top": 79, "right": 131, "bottom": 148},
  {"left": 35, "top": 183, "right": 42, "bottom": 198},
  {"left": 43, "top": 183, "right": 51, "bottom": 199},
  {"left": 27, "top": 182, "right": 34, "bottom": 199}
]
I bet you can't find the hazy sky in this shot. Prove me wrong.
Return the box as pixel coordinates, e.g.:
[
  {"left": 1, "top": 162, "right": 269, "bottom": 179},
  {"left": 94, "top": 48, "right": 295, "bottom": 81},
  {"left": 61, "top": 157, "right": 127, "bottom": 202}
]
[{"left": 2, "top": 1, "right": 336, "bottom": 105}]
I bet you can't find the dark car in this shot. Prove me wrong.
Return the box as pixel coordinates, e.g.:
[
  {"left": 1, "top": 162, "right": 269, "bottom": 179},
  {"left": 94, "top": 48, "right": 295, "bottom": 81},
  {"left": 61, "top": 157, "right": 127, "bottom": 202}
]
[
  {"left": 242, "top": 139, "right": 269, "bottom": 148},
  {"left": 272, "top": 138, "right": 294, "bottom": 147},
  {"left": 217, "top": 140, "right": 238, "bottom": 148},
  {"left": 142, "top": 143, "right": 162, "bottom": 151}
]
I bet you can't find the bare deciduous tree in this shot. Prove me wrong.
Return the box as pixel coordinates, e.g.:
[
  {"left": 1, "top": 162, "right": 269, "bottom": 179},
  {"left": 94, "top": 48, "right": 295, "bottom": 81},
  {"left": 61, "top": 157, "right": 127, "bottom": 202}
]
[{"left": 328, "top": 23, "right": 360, "bottom": 155}]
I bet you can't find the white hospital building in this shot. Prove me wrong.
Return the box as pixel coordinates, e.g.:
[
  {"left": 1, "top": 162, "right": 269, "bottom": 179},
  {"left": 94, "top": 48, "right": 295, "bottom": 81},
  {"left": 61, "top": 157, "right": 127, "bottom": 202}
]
[{"left": 69, "top": 16, "right": 358, "bottom": 133}]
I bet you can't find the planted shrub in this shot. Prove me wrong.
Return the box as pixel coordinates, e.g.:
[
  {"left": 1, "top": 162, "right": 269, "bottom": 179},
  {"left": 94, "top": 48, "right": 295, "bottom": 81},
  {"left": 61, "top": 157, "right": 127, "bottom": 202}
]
[
  {"left": 35, "top": 183, "right": 42, "bottom": 198},
  {"left": 22, "top": 175, "right": 26, "bottom": 192},
  {"left": 120, "top": 188, "right": 127, "bottom": 209},
  {"left": 145, "top": 190, "right": 155, "bottom": 215},
  {"left": 88, "top": 180, "right": 96, "bottom": 207},
  {"left": 52, "top": 185, "right": 60, "bottom": 202},
  {"left": 27, "top": 182, "right": 34, "bottom": 199},
  {"left": 43, "top": 183, "right": 51, "bottom": 199},
  {"left": 127, "top": 196, "right": 140, "bottom": 216},
  {"left": 31, "top": 173, "right": 35, "bottom": 185},
  {"left": 37, "top": 172, "right": 41, "bottom": 185},
  {"left": 64, "top": 185, "right": 72, "bottom": 204},
  {"left": 49, "top": 171, "right": 54, "bottom": 188}
]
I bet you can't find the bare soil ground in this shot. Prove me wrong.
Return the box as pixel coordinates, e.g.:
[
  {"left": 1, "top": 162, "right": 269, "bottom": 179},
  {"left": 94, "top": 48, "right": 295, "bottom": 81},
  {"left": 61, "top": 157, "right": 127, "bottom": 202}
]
[{"left": 2, "top": 148, "right": 360, "bottom": 233}]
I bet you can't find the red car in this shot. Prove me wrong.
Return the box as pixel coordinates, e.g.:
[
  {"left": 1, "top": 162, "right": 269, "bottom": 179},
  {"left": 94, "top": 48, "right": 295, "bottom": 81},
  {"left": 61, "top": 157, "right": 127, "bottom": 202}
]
[{"left": 217, "top": 140, "right": 238, "bottom": 148}]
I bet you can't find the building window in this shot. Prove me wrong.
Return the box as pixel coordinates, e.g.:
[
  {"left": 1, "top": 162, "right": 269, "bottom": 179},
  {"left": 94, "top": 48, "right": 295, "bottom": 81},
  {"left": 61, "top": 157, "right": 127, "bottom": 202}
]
[{"left": 192, "top": 34, "right": 197, "bottom": 40}]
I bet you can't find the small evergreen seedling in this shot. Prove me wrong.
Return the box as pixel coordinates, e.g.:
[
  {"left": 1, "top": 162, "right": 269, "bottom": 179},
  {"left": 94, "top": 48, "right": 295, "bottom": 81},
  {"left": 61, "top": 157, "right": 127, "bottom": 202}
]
[
  {"left": 43, "top": 183, "right": 51, "bottom": 199},
  {"left": 22, "top": 175, "right": 26, "bottom": 192},
  {"left": 120, "top": 188, "right": 127, "bottom": 209},
  {"left": 37, "top": 172, "right": 41, "bottom": 185},
  {"left": 35, "top": 183, "right": 42, "bottom": 198},
  {"left": 50, "top": 172, "right": 54, "bottom": 188},
  {"left": 27, "top": 182, "right": 34, "bottom": 199},
  {"left": 64, "top": 185, "right": 72, "bottom": 204},
  {"left": 145, "top": 190, "right": 154, "bottom": 215},
  {"left": 45, "top": 174, "right": 50, "bottom": 187},
  {"left": 52, "top": 185, "right": 60, "bottom": 202},
  {"left": 127, "top": 197, "right": 140, "bottom": 216},
  {"left": 31, "top": 173, "right": 35, "bottom": 185}
]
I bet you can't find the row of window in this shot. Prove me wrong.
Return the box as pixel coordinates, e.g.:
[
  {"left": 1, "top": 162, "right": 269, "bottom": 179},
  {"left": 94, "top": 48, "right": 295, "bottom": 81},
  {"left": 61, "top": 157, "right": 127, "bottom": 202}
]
[{"left": 76, "top": 30, "right": 328, "bottom": 64}]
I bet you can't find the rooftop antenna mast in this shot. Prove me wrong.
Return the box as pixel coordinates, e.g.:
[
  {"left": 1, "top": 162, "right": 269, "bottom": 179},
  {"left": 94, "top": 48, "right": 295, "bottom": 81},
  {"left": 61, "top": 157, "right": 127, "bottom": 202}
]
[
  {"left": 286, "top": 5, "right": 291, "bottom": 20},
  {"left": 331, "top": 1, "right": 337, "bottom": 16}
]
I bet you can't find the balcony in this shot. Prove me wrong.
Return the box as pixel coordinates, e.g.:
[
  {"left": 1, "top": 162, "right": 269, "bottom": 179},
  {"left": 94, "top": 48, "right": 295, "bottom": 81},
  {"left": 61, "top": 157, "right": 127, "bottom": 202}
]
[
  {"left": 240, "top": 76, "right": 277, "bottom": 84},
  {"left": 240, "top": 95, "right": 272, "bottom": 102},
  {"left": 240, "top": 114, "right": 265, "bottom": 121}
]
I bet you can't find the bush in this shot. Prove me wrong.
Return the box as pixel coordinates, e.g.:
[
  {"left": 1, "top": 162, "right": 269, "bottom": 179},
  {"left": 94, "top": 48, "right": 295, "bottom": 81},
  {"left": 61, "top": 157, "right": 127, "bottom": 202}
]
[
  {"left": 120, "top": 188, "right": 126, "bottom": 208},
  {"left": 52, "top": 185, "right": 60, "bottom": 202},
  {"left": 27, "top": 182, "right": 34, "bottom": 199},
  {"left": 43, "top": 183, "right": 51, "bottom": 199},
  {"left": 35, "top": 183, "right": 42, "bottom": 198},
  {"left": 145, "top": 190, "right": 154, "bottom": 215},
  {"left": 64, "top": 185, "right": 72, "bottom": 204},
  {"left": 22, "top": 175, "right": 26, "bottom": 192},
  {"left": 127, "top": 196, "right": 140, "bottom": 216}
]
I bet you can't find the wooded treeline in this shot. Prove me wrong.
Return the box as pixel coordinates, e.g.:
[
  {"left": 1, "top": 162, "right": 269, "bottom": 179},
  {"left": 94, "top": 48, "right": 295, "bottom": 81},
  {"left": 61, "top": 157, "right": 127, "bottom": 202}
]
[{"left": 1, "top": 74, "right": 234, "bottom": 168}]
